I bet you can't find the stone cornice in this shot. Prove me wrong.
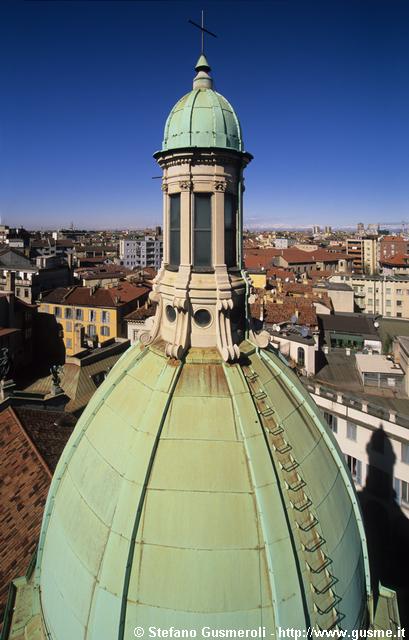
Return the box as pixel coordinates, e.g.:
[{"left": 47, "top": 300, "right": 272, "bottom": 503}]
[{"left": 154, "top": 147, "right": 252, "bottom": 170}]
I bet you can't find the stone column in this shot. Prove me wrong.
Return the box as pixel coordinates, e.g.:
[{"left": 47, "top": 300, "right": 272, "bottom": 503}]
[{"left": 162, "top": 184, "right": 169, "bottom": 264}]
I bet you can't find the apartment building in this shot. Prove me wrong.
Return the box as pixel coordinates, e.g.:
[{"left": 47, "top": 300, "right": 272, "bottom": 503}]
[
  {"left": 273, "top": 237, "right": 295, "bottom": 249},
  {"left": 305, "top": 381, "right": 409, "bottom": 520},
  {"left": 39, "top": 282, "right": 149, "bottom": 356},
  {"left": 346, "top": 236, "right": 378, "bottom": 275},
  {"left": 0, "top": 247, "right": 71, "bottom": 303},
  {"left": 380, "top": 235, "right": 409, "bottom": 260},
  {"left": 329, "top": 273, "right": 409, "bottom": 319},
  {"left": 119, "top": 235, "right": 163, "bottom": 269}
]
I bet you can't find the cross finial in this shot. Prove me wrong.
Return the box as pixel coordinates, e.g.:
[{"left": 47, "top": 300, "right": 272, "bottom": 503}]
[{"left": 188, "top": 10, "right": 217, "bottom": 55}]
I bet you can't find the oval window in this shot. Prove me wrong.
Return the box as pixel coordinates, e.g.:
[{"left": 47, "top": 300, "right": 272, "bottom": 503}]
[
  {"left": 193, "top": 309, "right": 212, "bottom": 328},
  {"left": 165, "top": 305, "right": 176, "bottom": 323}
]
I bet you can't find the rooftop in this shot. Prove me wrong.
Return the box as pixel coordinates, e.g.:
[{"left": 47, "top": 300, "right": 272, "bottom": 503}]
[
  {"left": 378, "top": 318, "right": 409, "bottom": 350},
  {"left": 125, "top": 305, "right": 157, "bottom": 322},
  {"left": 0, "top": 406, "right": 75, "bottom": 620},
  {"left": 24, "top": 340, "right": 130, "bottom": 414},
  {"left": 319, "top": 312, "right": 379, "bottom": 337},
  {"left": 275, "top": 248, "right": 348, "bottom": 265},
  {"left": 312, "top": 351, "right": 409, "bottom": 413},
  {"left": 243, "top": 248, "right": 281, "bottom": 269},
  {"left": 41, "top": 283, "right": 150, "bottom": 308},
  {"left": 355, "top": 353, "right": 404, "bottom": 375},
  {"left": 314, "top": 281, "right": 353, "bottom": 292},
  {"left": 380, "top": 253, "right": 409, "bottom": 267},
  {"left": 264, "top": 299, "right": 318, "bottom": 327},
  {"left": 347, "top": 274, "right": 409, "bottom": 282}
]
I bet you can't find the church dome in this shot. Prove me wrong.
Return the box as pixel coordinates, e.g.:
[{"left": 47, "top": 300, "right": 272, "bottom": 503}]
[
  {"left": 162, "top": 55, "right": 244, "bottom": 152},
  {"left": 36, "top": 341, "right": 370, "bottom": 637},
  {"left": 5, "top": 47, "right": 376, "bottom": 640}
]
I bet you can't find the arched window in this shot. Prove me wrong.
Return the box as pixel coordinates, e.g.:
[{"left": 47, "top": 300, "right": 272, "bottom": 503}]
[{"left": 297, "top": 347, "right": 305, "bottom": 367}]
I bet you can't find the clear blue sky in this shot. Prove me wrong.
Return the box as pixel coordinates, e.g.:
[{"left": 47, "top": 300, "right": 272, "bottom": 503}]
[{"left": 1, "top": 0, "right": 408, "bottom": 229}]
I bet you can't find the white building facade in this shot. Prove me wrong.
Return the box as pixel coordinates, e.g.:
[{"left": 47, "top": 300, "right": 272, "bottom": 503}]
[
  {"left": 119, "top": 235, "right": 163, "bottom": 269},
  {"left": 306, "top": 382, "right": 409, "bottom": 519}
]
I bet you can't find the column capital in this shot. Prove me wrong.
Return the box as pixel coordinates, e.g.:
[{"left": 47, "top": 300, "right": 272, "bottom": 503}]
[
  {"left": 179, "top": 180, "right": 193, "bottom": 191},
  {"left": 214, "top": 180, "right": 227, "bottom": 192}
]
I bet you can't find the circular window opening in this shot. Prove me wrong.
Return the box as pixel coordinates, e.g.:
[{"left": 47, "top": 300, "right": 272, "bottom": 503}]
[
  {"left": 165, "top": 305, "right": 176, "bottom": 323},
  {"left": 193, "top": 309, "right": 212, "bottom": 328}
]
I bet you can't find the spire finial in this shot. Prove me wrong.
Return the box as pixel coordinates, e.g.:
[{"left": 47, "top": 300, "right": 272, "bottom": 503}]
[
  {"left": 188, "top": 11, "right": 216, "bottom": 90},
  {"left": 201, "top": 9, "right": 204, "bottom": 54},
  {"left": 193, "top": 53, "right": 213, "bottom": 90},
  {"left": 188, "top": 10, "right": 217, "bottom": 56}
]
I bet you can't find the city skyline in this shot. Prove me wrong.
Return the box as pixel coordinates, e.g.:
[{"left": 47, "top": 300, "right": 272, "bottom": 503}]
[{"left": 1, "top": 0, "right": 408, "bottom": 229}]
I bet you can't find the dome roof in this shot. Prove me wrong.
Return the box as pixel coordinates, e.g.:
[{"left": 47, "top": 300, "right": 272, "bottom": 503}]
[
  {"left": 162, "top": 55, "right": 244, "bottom": 152},
  {"left": 35, "top": 341, "right": 370, "bottom": 638}
]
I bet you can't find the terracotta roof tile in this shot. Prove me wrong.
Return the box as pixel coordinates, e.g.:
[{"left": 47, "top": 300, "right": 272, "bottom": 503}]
[
  {"left": 266, "top": 267, "right": 295, "bottom": 281},
  {"left": 125, "top": 305, "right": 157, "bottom": 321},
  {"left": 14, "top": 408, "right": 76, "bottom": 472},
  {"left": 275, "top": 248, "right": 316, "bottom": 264},
  {"left": 380, "top": 253, "right": 409, "bottom": 267},
  {"left": 264, "top": 299, "right": 318, "bottom": 327},
  {"left": 282, "top": 282, "right": 313, "bottom": 295},
  {"left": 75, "top": 264, "right": 132, "bottom": 279},
  {"left": 243, "top": 248, "right": 281, "bottom": 269},
  {"left": 42, "top": 283, "right": 150, "bottom": 308},
  {"left": 0, "top": 407, "right": 73, "bottom": 618},
  {"left": 307, "top": 269, "right": 333, "bottom": 280},
  {"left": 276, "top": 248, "right": 349, "bottom": 265}
]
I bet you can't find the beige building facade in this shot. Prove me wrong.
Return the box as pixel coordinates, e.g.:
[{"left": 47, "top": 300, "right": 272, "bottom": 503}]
[
  {"left": 329, "top": 273, "right": 409, "bottom": 319},
  {"left": 346, "top": 237, "right": 378, "bottom": 275}
]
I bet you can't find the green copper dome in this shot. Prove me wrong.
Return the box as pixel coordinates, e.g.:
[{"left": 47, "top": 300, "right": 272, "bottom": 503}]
[
  {"left": 162, "top": 55, "right": 244, "bottom": 152},
  {"left": 22, "top": 341, "right": 370, "bottom": 639}
]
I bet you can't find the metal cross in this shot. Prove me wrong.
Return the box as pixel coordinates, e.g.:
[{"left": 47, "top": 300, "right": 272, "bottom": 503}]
[{"left": 188, "top": 10, "right": 217, "bottom": 54}]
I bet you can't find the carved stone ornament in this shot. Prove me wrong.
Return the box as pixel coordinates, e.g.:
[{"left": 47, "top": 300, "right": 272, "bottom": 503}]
[
  {"left": 215, "top": 181, "right": 227, "bottom": 192},
  {"left": 179, "top": 180, "right": 193, "bottom": 191},
  {"left": 139, "top": 331, "right": 154, "bottom": 346},
  {"left": 161, "top": 182, "right": 168, "bottom": 192}
]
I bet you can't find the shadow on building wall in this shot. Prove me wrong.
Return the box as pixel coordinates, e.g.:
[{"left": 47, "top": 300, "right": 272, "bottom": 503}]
[
  {"left": 315, "top": 349, "right": 328, "bottom": 375},
  {"left": 32, "top": 313, "right": 66, "bottom": 377},
  {"left": 358, "top": 427, "right": 409, "bottom": 628}
]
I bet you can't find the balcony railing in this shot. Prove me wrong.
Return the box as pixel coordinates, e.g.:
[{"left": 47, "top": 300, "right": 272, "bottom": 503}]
[{"left": 303, "top": 380, "right": 409, "bottom": 429}]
